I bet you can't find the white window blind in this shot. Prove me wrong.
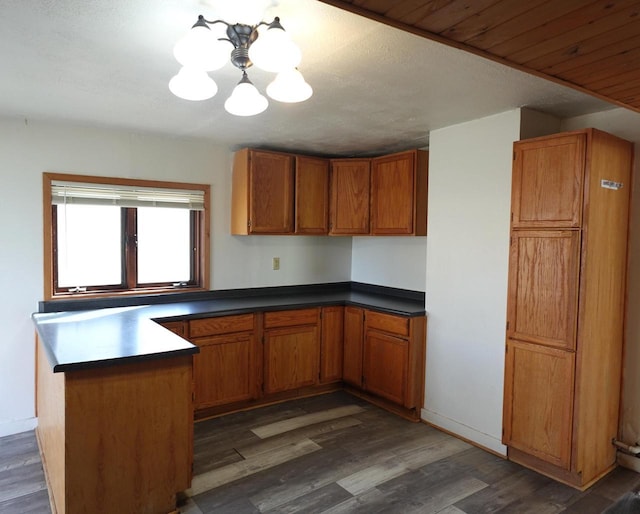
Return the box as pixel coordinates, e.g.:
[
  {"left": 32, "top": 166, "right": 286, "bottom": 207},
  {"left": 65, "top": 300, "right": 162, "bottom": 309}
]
[{"left": 51, "top": 180, "right": 205, "bottom": 210}]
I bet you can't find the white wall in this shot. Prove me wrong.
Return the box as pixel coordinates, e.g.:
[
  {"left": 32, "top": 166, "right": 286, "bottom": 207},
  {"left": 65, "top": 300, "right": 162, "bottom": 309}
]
[
  {"left": 422, "top": 110, "right": 520, "bottom": 454},
  {"left": 0, "top": 116, "right": 352, "bottom": 436},
  {"left": 351, "top": 236, "right": 426, "bottom": 291},
  {"left": 562, "top": 108, "right": 640, "bottom": 456}
]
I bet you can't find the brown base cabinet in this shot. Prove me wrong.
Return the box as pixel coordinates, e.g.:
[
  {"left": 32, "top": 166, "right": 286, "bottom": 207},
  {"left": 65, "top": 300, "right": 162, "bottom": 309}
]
[
  {"left": 320, "top": 306, "right": 344, "bottom": 384},
  {"left": 36, "top": 338, "right": 193, "bottom": 514},
  {"left": 343, "top": 306, "right": 365, "bottom": 388},
  {"left": 189, "top": 314, "right": 259, "bottom": 410},
  {"left": 502, "top": 128, "right": 633, "bottom": 490},
  {"left": 343, "top": 307, "right": 426, "bottom": 418},
  {"left": 264, "top": 309, "right": 320, "bottom": 394},
  {"left": 184, "top": 305, "right": 426, "bottom": 423}
]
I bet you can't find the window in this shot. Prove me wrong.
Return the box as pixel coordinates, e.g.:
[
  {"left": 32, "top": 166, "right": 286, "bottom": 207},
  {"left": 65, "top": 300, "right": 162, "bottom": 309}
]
[{"left": 43, "top": 173, "right": 210, "bottom": 299}]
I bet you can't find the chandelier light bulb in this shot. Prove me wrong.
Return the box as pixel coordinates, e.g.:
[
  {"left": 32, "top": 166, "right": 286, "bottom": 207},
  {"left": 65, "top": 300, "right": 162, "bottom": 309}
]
[
  {"left": 267, "top": 68, "right": 313, "bottom": 103},
  {"left": 224, "top": 72, "right": 268, "bottom": 116},
  {"left": 248, "top": 18, "right": 302, "bottom": 73},
  {"left": 169, "top": 67, "right": 218, "bottom": 101},
  {"left": 173, "top": 24, "right": 230, "bottom": 71}
]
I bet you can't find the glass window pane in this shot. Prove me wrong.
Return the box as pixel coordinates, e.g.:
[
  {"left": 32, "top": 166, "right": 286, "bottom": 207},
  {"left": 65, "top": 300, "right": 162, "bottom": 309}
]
[
  {"left": 57, "top": 205, "right": 122, "bottom": 288},
  {"left": 137, "top": 207, "right": 191, "bottom": 284}
]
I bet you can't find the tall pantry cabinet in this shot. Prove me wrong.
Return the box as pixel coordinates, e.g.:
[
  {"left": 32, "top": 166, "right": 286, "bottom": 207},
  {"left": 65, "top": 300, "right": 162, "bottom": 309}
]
[{"left": 502, "top": 129, "right": 633, "bottom": 490}]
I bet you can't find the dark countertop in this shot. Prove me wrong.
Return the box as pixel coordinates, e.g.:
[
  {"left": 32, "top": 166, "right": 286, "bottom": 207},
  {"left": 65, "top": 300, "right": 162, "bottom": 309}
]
[{"left": 33, "top": 282, "right": 426, "bottom": 373}]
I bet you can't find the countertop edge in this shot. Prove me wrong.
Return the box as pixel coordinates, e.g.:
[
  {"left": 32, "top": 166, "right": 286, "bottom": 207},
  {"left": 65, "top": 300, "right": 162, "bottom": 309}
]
[{"left": 34, "top": 284, "right": 426, "bottom": 374}]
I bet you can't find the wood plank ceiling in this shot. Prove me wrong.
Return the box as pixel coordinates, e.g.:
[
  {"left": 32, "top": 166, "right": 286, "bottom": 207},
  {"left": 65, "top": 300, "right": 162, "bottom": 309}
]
[{"left": 318, "top": 0, "right": 640, "bottom": 113}]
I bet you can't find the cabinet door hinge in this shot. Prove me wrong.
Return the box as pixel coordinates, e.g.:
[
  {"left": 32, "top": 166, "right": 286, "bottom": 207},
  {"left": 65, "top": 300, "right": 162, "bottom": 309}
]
[
  {"left": 513, "top": 151, "right": 516, "bottom": 161},
  {"left": 506, "top": 321, "right": 510, "bottom": 331},
  {"left": 261, "top": 382, "right": 264, "bottom": 393}
]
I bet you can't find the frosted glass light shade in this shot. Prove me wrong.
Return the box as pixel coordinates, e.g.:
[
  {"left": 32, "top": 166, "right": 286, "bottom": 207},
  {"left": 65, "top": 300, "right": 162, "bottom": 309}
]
[
  {"left": 224, "top": 75, "right": 268, "bottom": 116},
  {"left": 169, "top": 67, "right": 218, "bottom": 101},
  {"left": 173, "top": 25, "right": 230, "bottom": 71},
  {"left": 248, "top": 26, "right": 301, "bottom": 72},
  {"left": 267, "top": 68, "right": 312, "bottom": 103}
]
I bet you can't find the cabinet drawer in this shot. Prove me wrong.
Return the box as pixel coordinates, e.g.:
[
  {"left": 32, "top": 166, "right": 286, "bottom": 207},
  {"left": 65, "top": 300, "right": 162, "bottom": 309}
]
[
  {"left": 264, "top": 308, "right": 319, "bottom": 328},
  {"left": 366, "top": 311, "right": 409, "bottom": 337},
  {"left": 160, "top": 321, "right": 187, "bottom": 337},
  {"left": 190, "top": 314, "right": 255, "bottom": 338}
]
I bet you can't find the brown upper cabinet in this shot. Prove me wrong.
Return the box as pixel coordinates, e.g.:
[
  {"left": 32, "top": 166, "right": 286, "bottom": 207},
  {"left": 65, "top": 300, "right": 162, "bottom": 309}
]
[
  {"left": 371, "top": 150, "right": 428, "bottom": 236},
  {"left": 232, "top": 147, "right": 428, "bottom": 236},
  {"left": 295, "top": 155, "right": 330, "bottom": 234},
  {"left": 511, "top": 134, "right": 585, "bottom": 229},
  {"left": 329, "top": 159, "right": 371, "bottom": 235},
  {"left": 231, "top": 148, "right": 295, "bottom": 235}
]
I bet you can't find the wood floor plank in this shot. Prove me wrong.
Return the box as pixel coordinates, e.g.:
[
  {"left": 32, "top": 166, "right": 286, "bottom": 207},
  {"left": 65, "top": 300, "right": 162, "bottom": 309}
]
[
  {"left": 590, "top": 466, "right": 640, "bottom": 501},
  {"left": 188, "top": 438, "right": 321, "bottom": 495},
  {"left": 453, "top": 468, "right": 552, "bottom": 513},
  {"left": 318, "top": 487, "right": 388, "bottom": 514},
  {"left": 237, "top": 416, "right": 362, "bottom": 459},
  {"left": 410, "top": 476, "right": 489, "bottom": 513},
  {"left": 0, "top": 462, "right": 47, "bottom": 503},
  {"left": 494, "top": 495, "right": 564, "bottom": 514},
  {"left": 264, "top": 482, "right": 353, "bottom": 514},
  {"left": 0, "top": 488, "right": 51, "bottom": 514},
  {"left": 560, "top": 491, "right": 614, "bottom": 513},
  {"left": 436, "top": 506, "right": 467, "bottom": 514},
  {"left": 248, "top": 447, "right": 367, "bottom": 511},
  {"left": 337, "top": 457, "right": 408, "bottom": 495},
  {"left": 250, "top": 405, "right": 365, "bottom": 439},
  {"left": 397, "top": 435, "right": 472, "bottom": 470}
]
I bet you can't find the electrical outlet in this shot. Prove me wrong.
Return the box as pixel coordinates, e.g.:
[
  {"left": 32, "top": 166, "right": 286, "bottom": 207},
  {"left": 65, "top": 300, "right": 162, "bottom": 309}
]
[{"left": 272, "top": 257, "right": 280, "bottom": 270}]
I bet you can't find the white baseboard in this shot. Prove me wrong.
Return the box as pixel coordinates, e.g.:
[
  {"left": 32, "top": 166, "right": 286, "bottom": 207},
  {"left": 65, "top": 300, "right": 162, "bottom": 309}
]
[
  {"left": 618, "top": 452, "right": 640, "bottom": 473},
  {"left": 0, "top": 417, "right": 37, "bottom": 437},
  {"left": 421, "top": 408, "right": 507, "bottom": 456}
]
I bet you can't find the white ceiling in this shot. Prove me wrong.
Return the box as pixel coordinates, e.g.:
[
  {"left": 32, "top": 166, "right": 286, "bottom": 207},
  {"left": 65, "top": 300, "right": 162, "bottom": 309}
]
[{"left": 0, "top": 0, "right": 617, "bottom": 157}]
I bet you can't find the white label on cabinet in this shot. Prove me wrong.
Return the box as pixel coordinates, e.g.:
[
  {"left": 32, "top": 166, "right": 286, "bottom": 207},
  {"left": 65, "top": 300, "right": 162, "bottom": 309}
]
[{"left": 601, "top": 180, "right": 624, "bottom": 190}]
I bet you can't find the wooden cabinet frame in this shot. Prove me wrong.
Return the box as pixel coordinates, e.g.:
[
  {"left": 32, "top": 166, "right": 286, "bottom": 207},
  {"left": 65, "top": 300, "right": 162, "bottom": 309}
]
[
  {"left": 503, "top": 128, "right": 633, "bottom": 490},
  {"left": 232, "top": 147, "right": 427, "bottom": 237},
  {"left": 185, "top": 306, "right": 426, "bottom": 423}
]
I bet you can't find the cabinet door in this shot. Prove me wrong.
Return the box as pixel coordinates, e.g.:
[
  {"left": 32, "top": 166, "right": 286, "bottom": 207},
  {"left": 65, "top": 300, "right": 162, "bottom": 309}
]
[
  {"left": 320, "top": 306, "right": 344, "bottom": 384},
  {"left": 503, "top": 339, "right": 575, "bottom": 470},
  {"left": 329, "top": 159, "right": 370, "bottom": 235},
  {"left": 371, "top": 151, "right": 415, "bottom": 235},
  {"left": 507, "top": 230, "right": 580, "bottom": 350},
  {"left": 343, "top": 306, "right": 364, "bottom": 387},
  {"left": 512, "top": 134, "right": 585, "bottom": 228},
  {"left": 264, "top": 325, "right": 319, "bottom": 394},
  {"left": 249, "top": 150, "right": 294, "bottom": 233},
  {"left": 193, "top": 333, "right": 259, "bottom": 409},
  {"left": 296, "top": 156, "right": 329, "bottom": 234},
  {"left": 363, "top": 329, "right": 408, "bottom": 406}
]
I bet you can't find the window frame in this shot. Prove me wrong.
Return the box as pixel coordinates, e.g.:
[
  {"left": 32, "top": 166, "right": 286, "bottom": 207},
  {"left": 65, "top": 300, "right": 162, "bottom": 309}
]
[{"left": 43, "top": 172, "right": 210, "bottom": 300}]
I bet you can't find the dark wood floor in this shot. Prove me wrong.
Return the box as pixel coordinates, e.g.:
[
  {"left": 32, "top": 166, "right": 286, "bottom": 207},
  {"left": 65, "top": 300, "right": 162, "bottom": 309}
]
[{"left": 2, "top": 391, "right": 640, "bottom": 513}]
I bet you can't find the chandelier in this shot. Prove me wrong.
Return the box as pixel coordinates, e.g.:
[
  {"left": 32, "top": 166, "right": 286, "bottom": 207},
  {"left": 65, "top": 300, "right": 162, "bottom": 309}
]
[{"left": 169, "top": 14, "right": 312, "bottom": 116}]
